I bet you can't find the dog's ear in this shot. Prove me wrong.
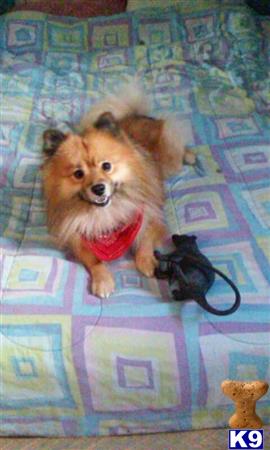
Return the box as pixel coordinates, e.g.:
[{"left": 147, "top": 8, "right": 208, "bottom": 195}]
[
  {"left": 94, "top": 112, "right": 120, "bottom": 136},
  {"left": 42, "top": 129, "right": 66, "bottom": 157}
]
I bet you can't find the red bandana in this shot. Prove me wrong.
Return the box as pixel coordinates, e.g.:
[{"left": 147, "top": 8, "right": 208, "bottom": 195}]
[{"left": 81, "top": 210, "right": 143, "bottom": 261}]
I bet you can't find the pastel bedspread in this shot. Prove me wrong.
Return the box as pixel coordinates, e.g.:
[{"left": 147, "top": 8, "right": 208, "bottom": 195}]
[{"left": 0, "top": 0, "right": 269, "bottom": 436}]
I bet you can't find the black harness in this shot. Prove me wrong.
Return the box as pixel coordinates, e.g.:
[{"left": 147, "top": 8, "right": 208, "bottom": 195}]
[{"left": 155, "top": 234, "right": 241, "bottom": 316}]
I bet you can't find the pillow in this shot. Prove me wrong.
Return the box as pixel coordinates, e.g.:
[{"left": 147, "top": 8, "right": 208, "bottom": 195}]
[
  {"left": 127, "top": 0, "right": 180, "bottom": 11},
  {"left": 12, "top": 0, "right": 127, "bottom": 17},
  {"left": 127, "top": 0, "right": 221, "bottom": 12}
]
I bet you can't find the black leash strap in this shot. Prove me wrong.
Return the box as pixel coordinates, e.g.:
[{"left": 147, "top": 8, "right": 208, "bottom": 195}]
[{"left": 180, "top": 255, "right": 241, "bottom": 316}]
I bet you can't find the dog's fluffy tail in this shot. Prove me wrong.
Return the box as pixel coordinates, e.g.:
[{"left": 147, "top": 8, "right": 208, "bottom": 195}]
[
  {"left": 79, "top": 80, "right": 196, "bottom": 176},
  {"left": 159, "top": 115, "right": 196, "bottom": 178},
  {"left": 80, "top": 80, "right": 150, "bottom": 131}
]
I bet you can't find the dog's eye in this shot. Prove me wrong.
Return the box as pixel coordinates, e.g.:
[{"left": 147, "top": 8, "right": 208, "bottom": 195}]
[
  {"left": 102, "top": 161, "right": 112, "bottom": 172},
  {"left": 73, "top": 169, "right": 84, "bottom": 179}
]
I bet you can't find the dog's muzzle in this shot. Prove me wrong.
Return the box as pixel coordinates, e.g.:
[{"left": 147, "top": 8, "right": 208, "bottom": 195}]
[{"left": 80, "top": 183, "right": 112, "bottom": 207}]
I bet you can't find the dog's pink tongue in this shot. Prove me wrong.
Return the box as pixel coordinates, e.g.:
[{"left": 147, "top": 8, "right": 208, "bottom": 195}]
[{"left": 81, "top": 210, "right": 143, "bottom": 261}]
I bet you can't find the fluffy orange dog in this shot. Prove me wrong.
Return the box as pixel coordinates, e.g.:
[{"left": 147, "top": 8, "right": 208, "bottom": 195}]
[{"left": 42, "top": 83, "right": 195, "bottom": 298}]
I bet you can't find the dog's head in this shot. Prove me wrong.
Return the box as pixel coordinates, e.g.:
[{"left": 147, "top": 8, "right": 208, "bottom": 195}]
[
  {"left": 41, "top": 112, "right": 155, "bottom": 241},
  {"left": 42, "top": 113, "right": 143, "bottom": 208}
]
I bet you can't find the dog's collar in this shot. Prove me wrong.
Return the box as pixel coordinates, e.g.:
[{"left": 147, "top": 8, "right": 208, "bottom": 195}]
[{"left": 81, "top": 210, "right": 143, "bottom": 261}]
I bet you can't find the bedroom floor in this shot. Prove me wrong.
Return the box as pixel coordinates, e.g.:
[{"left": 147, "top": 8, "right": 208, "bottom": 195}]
[
  {"left": 0, "top": 429, "right": 233, "bottom": 450},
  {"left": 1, "top": 427, "right": 270, "bottom": 450}
]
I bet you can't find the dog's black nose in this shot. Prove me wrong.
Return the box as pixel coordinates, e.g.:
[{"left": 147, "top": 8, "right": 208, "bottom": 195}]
[{"left": 91, "top": 183, "right": 106, "bottom": 196}]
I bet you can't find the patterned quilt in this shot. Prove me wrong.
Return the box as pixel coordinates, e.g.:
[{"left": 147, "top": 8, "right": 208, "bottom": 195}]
[{"left": 0, "top": 0, "right": 269, "bottom": 437}]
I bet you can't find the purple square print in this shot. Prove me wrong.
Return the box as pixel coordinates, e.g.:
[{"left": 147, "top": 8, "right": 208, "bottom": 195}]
[
  {"left": 117, "top": 356, "right": 155, "bottom": 390},
  {"left": 184, "top": 201, "right": 216, "bottom": 223}
]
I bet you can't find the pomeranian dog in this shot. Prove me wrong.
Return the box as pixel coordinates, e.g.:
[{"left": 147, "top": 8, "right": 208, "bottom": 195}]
[{"left": 42, "top": 82, "right": 196, "bottom": 298}]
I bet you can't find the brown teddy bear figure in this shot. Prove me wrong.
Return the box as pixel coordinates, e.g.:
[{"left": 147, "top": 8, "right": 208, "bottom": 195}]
[{"left": 221, "top": 380, "right": 269, "bottom": 429}]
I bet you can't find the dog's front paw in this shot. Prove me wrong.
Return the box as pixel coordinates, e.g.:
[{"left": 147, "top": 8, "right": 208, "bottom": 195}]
[
  {"left": 90, "top": 265, "right": 115, "bottom": 299},
  {"left": 135, "top": 254, "right": 157, "bottom": 278}
]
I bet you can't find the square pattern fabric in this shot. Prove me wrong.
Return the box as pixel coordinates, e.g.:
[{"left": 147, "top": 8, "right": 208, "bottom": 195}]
[{"left": 0, "top": 1, "right": 269, "bottom": 437}]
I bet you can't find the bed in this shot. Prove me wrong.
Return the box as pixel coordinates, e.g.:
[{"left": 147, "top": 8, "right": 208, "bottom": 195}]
[{"left": 1, "top": 0, "right": 269, "bottom": 437}]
